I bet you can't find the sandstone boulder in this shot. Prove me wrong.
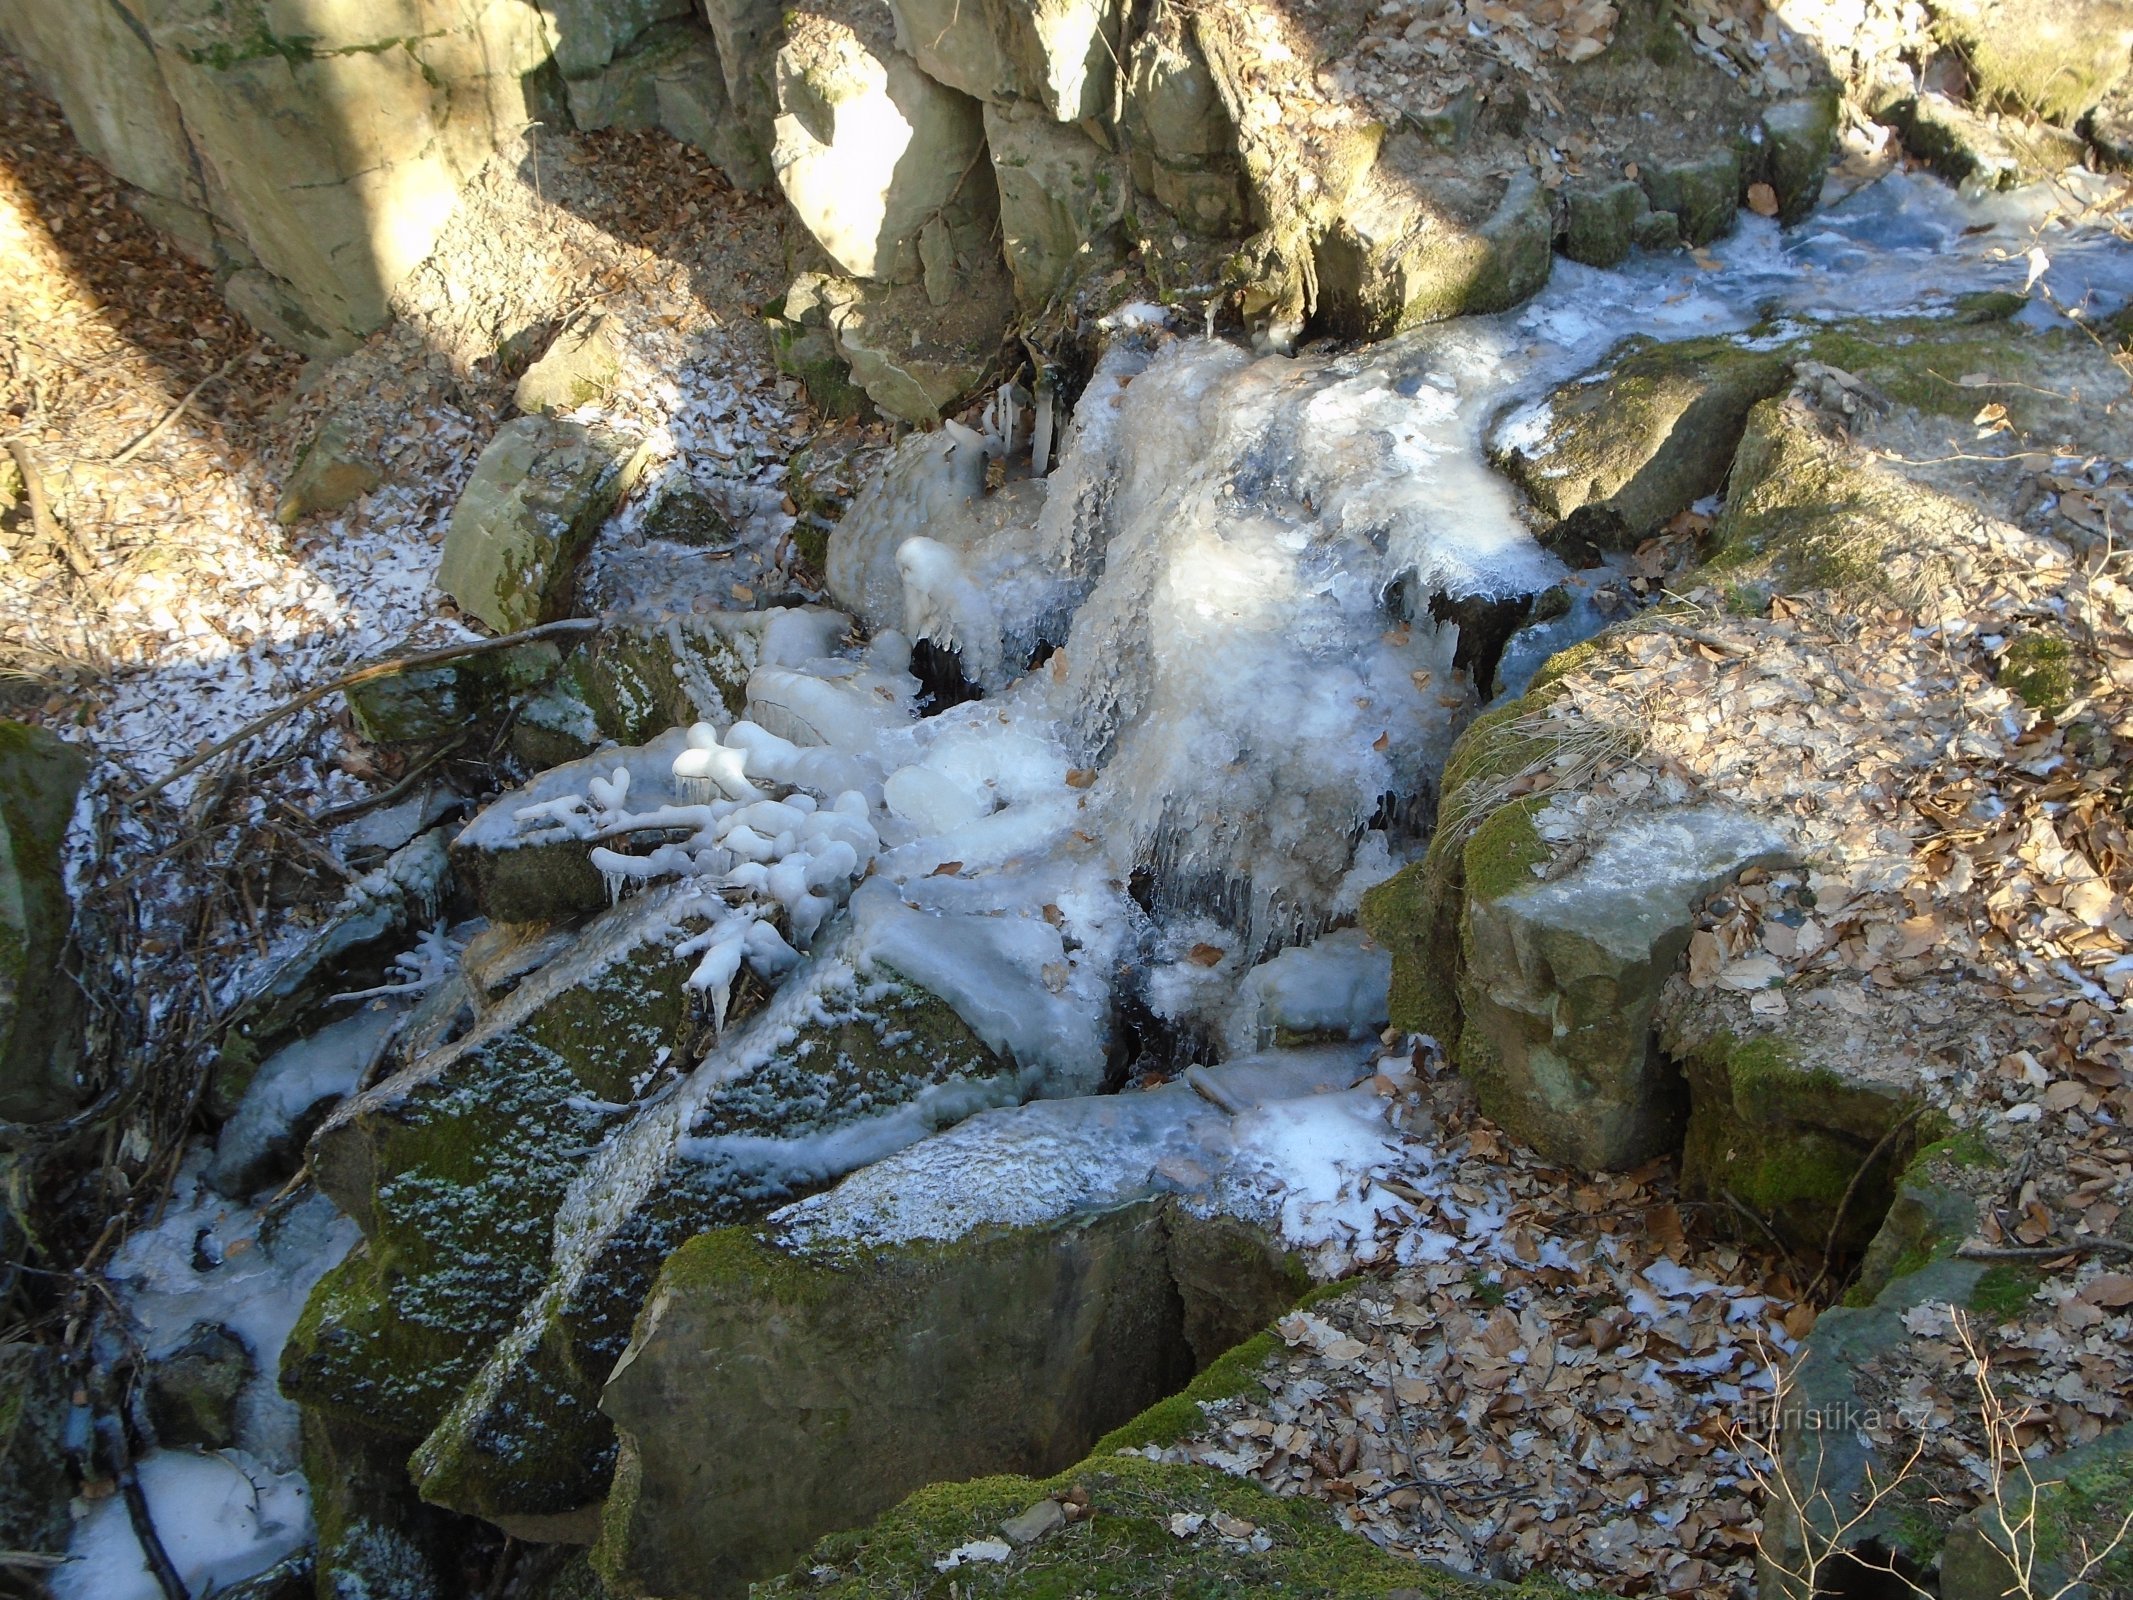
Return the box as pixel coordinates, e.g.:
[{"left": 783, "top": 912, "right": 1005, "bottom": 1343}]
[{"left": 436, "top": 416, "right": 649, "bottom": 635}]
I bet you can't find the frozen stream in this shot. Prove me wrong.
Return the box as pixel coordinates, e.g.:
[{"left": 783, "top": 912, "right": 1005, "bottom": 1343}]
[{"left": 64, "top": 168, "right": 2133, "bottom": 1598}]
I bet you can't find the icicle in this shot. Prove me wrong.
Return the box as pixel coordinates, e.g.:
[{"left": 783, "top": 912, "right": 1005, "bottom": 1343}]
[
  {"left": 999, "top": 382, "right": 1017, "bottom": 458},
  {"left": 1031, "top": 367, "right": 1056, "bottom": 477}
]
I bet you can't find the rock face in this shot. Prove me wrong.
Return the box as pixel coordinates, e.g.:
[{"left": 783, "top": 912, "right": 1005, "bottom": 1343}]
[
  {"left": 887, "top": 0, "right": 1124, "bottom": 122},
  {"left": 435, "top": 416, "right": 649, "bottom": 635},
  {"left": 772, "top": 10, "right": 990, "bottom": 285},
  {"left": 601, "top": 1206, "right": 1195, "bottom": 1595},
  {"left": 985, "top": 101, "right": 1128, "bottom": 305},
  {"left": 1459, "top": 805, "right": 1789, "bottom": 1171},
  {"left": 562, "top": 17, "right": 773, "bottom": 189},
  {"left": 0, "top": 721, "right": 88, "bottom": 1123},
  {"left": 0, "top": 0, "right": 553, "bottom": 354}
]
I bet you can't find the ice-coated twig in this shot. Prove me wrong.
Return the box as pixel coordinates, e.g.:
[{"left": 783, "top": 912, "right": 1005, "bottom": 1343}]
[{"left": 124, "top": 617, "right": 603, "bottom": 806}]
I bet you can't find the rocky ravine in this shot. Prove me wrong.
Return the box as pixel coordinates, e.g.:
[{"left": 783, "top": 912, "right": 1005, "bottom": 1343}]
[{"left": 4, "top": 3, "right": 2133, "bottom": 1600}]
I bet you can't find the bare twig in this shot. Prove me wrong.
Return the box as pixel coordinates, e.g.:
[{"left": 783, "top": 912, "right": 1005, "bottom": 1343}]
[
  {"left": 121, "top": 617, "right": 602, "bottom": 806},
  {"left": 105, "top": 348, "right": 246, "bottom": 466},
  {"left": 1956, "top": 1239, "right": 2133, "bottom": 1263},
  {"left": 97, "top": 1411, "right": 189, "bottom": 1600},
  {"left": 7, "top": 439, "right": 101, "bottom": 583},
  {"left": 1809, "top": 1104, "right": 1924, "bottom": 1300}
]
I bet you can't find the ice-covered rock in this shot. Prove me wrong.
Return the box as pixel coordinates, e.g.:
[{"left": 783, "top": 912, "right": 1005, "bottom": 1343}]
[{"left": 404, "top": 913, "right": 1029, "bottom": 1534}]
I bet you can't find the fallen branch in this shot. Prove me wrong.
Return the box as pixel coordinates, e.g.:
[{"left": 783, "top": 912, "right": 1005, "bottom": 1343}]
[
  {"left": 121, "top": 617, "right": 602, "bottom": 806},
  {"left": 107, "top": 348, "right": 245, "bottom": 467},
  {"left": 1956, "top": 1239, "right": 2133, "bottom": 1263},
  {"left": 7, "top": 439, "right": 102, "bottom": 585},
  {"left": 98, "top": 1411, "right": 189, "bottom": 1600}
]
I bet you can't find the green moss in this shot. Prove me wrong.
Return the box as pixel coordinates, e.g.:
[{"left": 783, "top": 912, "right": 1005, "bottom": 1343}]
[
  {"left": 1461, "top": 796, "right": 1550, "bottom": 905},
  {"left": 1998, "top": 633, "right": 2080, "bottom": 714},
  {"left": 1890, "top": 1503, "right": 1948, "bottom": 1566},
  {"left": 1678, "top": 1030, "right": 1922, "bottom": 1259},
  {"left": 1967, "top": 1265, "right": 2041, "bottom": 1320},
  {"left": 2035, "top": 1444, "right": 2133, "bottom": 1584},
  {"left": 760, "top": 1455, "right": 1523, "bottom": 1599},
  {"left": 1089, "top": 1281, "right": 1349, "bottom": 1458},
  {"left": 1910, "top": 1127, "right": 2001, "bottom": 1172}
]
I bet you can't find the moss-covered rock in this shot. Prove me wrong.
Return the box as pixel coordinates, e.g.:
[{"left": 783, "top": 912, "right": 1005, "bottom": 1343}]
[
  {"left": 1314, "top": 164, "right": 1554, "bottom": 339},
  {"left": 1878, "top": 91, "right": 2087, "bottom": 190},
  {"left": 0, "top": 720, "right": 89, "bottom": 1123},
  {"left": 1758, "top": 1142, "right": 1989, "bottom": 1595},
  {"left": 302, "top": 1407, "right": 469, "bottom": 1600},
  {"left": 514, "top": 313, "right": 626, "bottom": 417},
  {"left": 1670, "top": 1028, "right": 1925, "bottom": 1261},
  {"left": 1932, "top": 0, "right": 2133, "bottom": 127},
  {"left": 285, "top": 886, "right": 719, "bottom": 1442},
  {"left": 275, "top": 410, "right": 382, "bottom": 524},
  {"left": 435, "top": 416, "right": 650, "bottom": 635},
  {"left": 1756, "top": 94, "right": 1841, "bottom": 223},
  {"left": 1459, "top": 804, "right": 1789, "bottom": 1172},
  {"left": 593, "top": 1199, "right": 1315, "bottom": 1600},
  {"left": 1491, "top": 334, "right": 1791, "bottom": 551},
  {"left": 755, "top": 1454, "right": 1529, "bottom": 1600},
  {"left": 1638, "top": 145, "right": 1743, "bottom": 248},
  {"left": 1941, "top": 1424, "right": 2133, "bottom": 1600},
  {"left": 405, "top": 940, "right": 1018, "bottom": 1533},
  {"left": 343, "top": 638, "right": 565, "bottom": 748},
  {"left": 1561, "top": 179, "right": 1644, "bottom": 268}
]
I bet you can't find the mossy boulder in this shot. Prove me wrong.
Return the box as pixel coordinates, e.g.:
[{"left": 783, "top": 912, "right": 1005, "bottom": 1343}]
[
  {"left": 1638, "top": 145, "right": 1744, "bottom": 248},
  {"left": 435, "top": 416, "right": 651, "bottom": 635},
  {"left": 0, "top": 720, "right": 89, "bottom": 1123},
  {"left": 755, "top": 1453, "right": 1528, "bottom": 1599},
  {"left": 1562, "top": 179, "right": 1645, "bottom": 269},
  {"left": 1669, "top": 1028, "right": 1925, "bottom": 1261},
  {"left": 594, "top": 1200, "right": 1313, "bottom": 1599},
  {"left": 765, "top": 275, "right": 874, "bottom": 421},
  {"left": 302, "top": 1408, "right": 469, "bottom": 1600},
  {"left": 1491, "top": 334, "right": 1791, "bottom": 552},
  {"left": 1758, "top": 1141, "right": 1991, "bottom": 1594},
  {"left": 1878, "top": 92, "right": 2087, "bottom": 190},
  {"left": 1932, "top": 0, "right": 2133, "bottom": 127},
  {"left": 342, "top": 638, "right": 566, "bottom": 747},
  {"left": 1459, "top": 804, "right": 1789, "bottom": 1172},
  {"left": 1940, "top": 1424, "right": 2133, "bottom": 1600},
  {"left": 1756, "top": 94, "right": 1842, "bottom": 222},
  {"left": 405, "top": 936, "right": 1020, "bottom": 1534},
  {"left": 285, "top": 886, "right": 721, "bottom": 1443},
  {"left": 1314, "top": 164, "right": 1554, "bottom": 339},
  {"left": 275, "top": 410, "right": 383, "bottom": 524}
]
